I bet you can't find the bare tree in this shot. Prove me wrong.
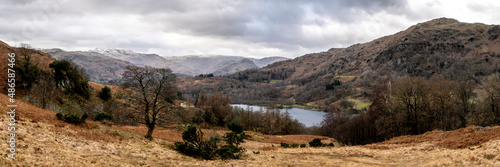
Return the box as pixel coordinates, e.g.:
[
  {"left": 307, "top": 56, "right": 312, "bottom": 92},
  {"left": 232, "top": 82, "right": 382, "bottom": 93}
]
[
  {"left": 30, "top": 71, "right": 56, "bottom": 109},
  {"left": 121, "top": 65, "right": 177, "bottom": 139},
  {"left": 483, "top": 74, "right": 500, "bottom": 122}
]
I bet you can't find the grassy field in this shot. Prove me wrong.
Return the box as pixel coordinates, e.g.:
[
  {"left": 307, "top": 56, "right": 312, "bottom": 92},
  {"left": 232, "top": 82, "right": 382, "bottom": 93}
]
[
  {"left": 2, "top": 93, "right": 500, "bottom": 166},
  {"left": 270, "top": 79, "right": 283, "bottom": 84},
  {"left": 346, "top": 98, "right": 371, "bottom": 110},
  {"left": 280, "top": 104, "right": 323, "bottom": 111}
]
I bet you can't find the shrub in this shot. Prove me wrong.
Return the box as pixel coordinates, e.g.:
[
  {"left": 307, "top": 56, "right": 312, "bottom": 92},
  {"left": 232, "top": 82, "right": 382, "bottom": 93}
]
[
  {"left": 223, "top": 123, "right": 248, "bottom": 147},
  {"left": 280, "top": 142, "right": 290, "bottom": 148},
  {"left": 218, "top": 144, "right": 242, "bottom": 160},
  {"left": 300, "top": 144, "right": 306, "bottom": 148},
  {"left": 60, "top": 113, "right": 86, "bottom": 125},
  {"left": 280, "top": 142, "right": 300, "bottom": 148},
  {"left": 99, "top": 86, "right": 112, "bottom": 101},
  {"left": 182, "top": 125, "right": 204, "bottom": 147},
  {"left": 328, "top": 143, "right": 334, "bottom": 147},
  {"left": 94, "top": 112, "right": 113, "bottom": 121},
  {"left": 50, "top": 60, "right": 91, "bottom": 99},
  {"left": 309, "top": 138, "right": 324, "bottom": 147},
  {"left": 56, "top": 113, "right": 63, "bottom": 120},
  {"left": 56, "top": 111, "right": 86, "bottom": 125},
  {"left": 81, "top": 113, "right": 88, "bottom": 120},
  {"left": 227, "top": 123, "right": 244, "bottom": 134},
  {"left": 174, "top": 124, "right": 247, "bottom": 160}
]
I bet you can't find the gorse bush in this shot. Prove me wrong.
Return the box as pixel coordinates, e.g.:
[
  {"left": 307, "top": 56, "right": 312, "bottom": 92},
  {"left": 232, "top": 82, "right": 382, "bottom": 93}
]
[
  {"left": 309, "top": 138, "right": 324, "bottom": 147},
  {"left": 94, "top": 112, "right": 113, "bottom": 121},
  {"left": 280, "top": 142, "right": 301, "bottom": 148},
  {"left": 174, "top": 124, "right": 247, "bottom": 160},
  {"left": 56, "top": 112, "right": 87, "bottom": 125},
  {"left": 280, "top": 142, "right": 290, "bottom": 148},
  {"left": 99, "top": 86, "right": 112, "bottom": 101}
]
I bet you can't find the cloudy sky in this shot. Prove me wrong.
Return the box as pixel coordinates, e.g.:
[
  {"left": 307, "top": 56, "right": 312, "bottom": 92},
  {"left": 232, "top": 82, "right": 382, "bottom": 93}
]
[{"left": 1, "top": 0, "right": 500, "bottom": 58}]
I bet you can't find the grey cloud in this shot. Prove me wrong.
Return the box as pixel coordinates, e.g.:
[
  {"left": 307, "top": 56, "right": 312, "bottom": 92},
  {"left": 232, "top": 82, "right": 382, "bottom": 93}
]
[
  {"left": 0, "top": 0, "right": 411, "bottom": 56},
  {"left": 1, "top": 0, "right": 498, "bottom": 58}
]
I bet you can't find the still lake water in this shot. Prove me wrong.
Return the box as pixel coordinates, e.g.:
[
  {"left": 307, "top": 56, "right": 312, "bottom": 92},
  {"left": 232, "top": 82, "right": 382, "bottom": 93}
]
[{"left": 231, "top": 104, "right": 326, "bottom": 127}]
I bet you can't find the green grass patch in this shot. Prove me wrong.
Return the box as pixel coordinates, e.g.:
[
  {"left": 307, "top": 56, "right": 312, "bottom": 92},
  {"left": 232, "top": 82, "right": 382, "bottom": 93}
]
[
  {"left": 338, "top": 76, "right": 356, "bottom": 79},
  {"left": 346, "top": 99, "right": 371, "bottom": 110},
  {"left": 281, "top": 104, "right": 323, "bottom": 111},
  {"left": 270, "top": 80, "right": 282, "bottom": 84}
]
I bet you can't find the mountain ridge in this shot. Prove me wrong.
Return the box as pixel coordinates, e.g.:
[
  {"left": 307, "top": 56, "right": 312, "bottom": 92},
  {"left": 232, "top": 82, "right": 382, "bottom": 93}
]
[
  {"left": 40, "top": 48, "right": 289, "bottom": 82},
  {"left": 92, "top": 48, "right": 289, "bottom": 76}
]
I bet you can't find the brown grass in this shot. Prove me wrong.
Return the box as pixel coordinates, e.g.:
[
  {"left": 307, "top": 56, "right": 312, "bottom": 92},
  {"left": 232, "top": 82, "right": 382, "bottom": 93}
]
[
  {"left": 367, "top": 126, "right": 500, "bottom": 149},
  {"left": 1, "top": 93, "right": 500, "bottom": 166}
]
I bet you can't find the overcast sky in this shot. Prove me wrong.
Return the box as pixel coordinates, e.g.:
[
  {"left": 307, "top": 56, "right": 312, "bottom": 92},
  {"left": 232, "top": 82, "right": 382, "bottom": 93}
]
[{"left": 1, "top": 0, "right": 500, "bottom": 58}]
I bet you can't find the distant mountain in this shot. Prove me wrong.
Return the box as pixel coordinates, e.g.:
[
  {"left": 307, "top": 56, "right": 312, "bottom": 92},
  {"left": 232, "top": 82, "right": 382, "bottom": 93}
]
[
  {"left": 213, "top": 58, "right": 259, "bottom": 76},
  {"left": 250, "top": 57, "right": 289, "bottom": 68},
  {"left": 42, "top": 49, "right": 133, "bottom": 82},
  {"left": 40, "top": 48, "right": 289, "bottom": 82},
  {"left": 92, "top": 48, "right": 288, "bottom": 76}
]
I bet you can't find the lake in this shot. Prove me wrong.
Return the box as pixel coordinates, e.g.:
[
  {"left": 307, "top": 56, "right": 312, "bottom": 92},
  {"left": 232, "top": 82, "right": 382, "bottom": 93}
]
[{"left": 231, "top": 104, "right": 326, "bottom": 127}]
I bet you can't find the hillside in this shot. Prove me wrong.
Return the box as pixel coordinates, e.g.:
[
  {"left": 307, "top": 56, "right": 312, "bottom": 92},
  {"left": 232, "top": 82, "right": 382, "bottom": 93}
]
[
  {"left": 1, "top": 92, "right": 499, "bottom": 166},
  {"left": 213, "top": 58, "right": 259, "bottom": 76},
  {"left": 182, "top": 18, "right": 500, "bottom": 107},
  {"left": 251, "top": 57, "right": 290, "bottom": 68},
  {"left": 42, "top": 49, "right": 134, "bottom": 82},
  {"left": 0, "top": 41, "right": 55, "bottom": 91},
  {"left": 1, "top": 33, "right": 499, "bottom": 166},
  {"left": 262, "top": 18, "right": 500, "bottom": 82},
  {"left": 93, "top": 48, "right": 289, "bottom": 77}
]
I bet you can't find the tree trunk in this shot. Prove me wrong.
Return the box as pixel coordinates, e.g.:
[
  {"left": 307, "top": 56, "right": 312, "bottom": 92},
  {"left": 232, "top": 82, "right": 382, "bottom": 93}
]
[{"left": 145, "top": 124, "right": 155, "bottom": 140}]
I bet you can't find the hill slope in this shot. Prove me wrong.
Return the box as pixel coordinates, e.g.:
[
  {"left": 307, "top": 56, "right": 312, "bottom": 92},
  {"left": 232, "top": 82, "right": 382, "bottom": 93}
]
[
  {"left": 42, "top": 49, "right": 134, "bottom": 82},
  {"left": 213, "top": 58, "right": 259, "bottom": 76},
  {"left": 262, "top": 18, "right": 500, "bottom": 82},
  {"left": 208, "top": 18, "right": 500, "bottom": 106},
  {"left": 1, "top": 92, "right": 499, "bottom": 166},
  {"left": 0, "top": 41, "right": 55, "bottom": 91}
]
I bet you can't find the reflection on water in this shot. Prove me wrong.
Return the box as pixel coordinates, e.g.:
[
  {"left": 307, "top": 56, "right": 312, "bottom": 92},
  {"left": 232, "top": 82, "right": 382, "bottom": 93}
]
[{"left": 231, "top": 104, "right": 326, "bottom": 127}]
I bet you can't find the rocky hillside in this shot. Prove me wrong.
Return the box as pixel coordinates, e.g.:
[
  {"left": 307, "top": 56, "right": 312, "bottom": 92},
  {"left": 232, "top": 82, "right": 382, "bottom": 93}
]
[
  {"left": 208, "top": 18, "right": 500, "bottom": 106},
  {"left": 259, "top": 18, "right": 500, "bottom": 82}
]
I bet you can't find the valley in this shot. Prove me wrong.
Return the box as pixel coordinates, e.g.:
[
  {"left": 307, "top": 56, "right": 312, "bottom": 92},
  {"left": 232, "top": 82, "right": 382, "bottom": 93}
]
[
  {"left": 0, "top": 17, "right": 499, "bottom": 166},
  {"left": 1, "top": 93, "right": 499, "bottom": 166}
]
